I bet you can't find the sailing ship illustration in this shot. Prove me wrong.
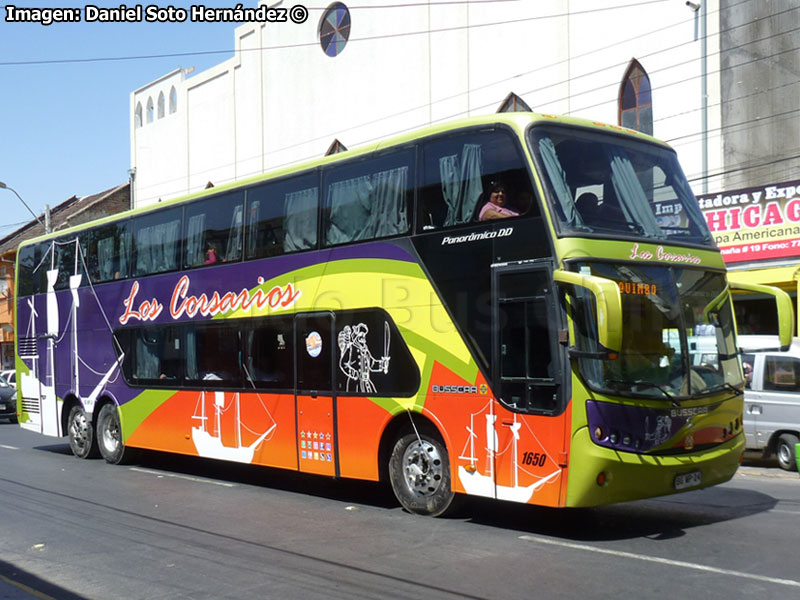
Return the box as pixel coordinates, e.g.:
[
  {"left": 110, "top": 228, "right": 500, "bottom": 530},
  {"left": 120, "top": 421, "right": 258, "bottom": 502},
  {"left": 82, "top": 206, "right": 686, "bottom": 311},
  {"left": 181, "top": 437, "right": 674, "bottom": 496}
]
[
  {"left": 458, "top": 401, "right": 560, "bottom": 502},
  {"left": 191, "top": 391, "right": 275, "bottom": 463}
]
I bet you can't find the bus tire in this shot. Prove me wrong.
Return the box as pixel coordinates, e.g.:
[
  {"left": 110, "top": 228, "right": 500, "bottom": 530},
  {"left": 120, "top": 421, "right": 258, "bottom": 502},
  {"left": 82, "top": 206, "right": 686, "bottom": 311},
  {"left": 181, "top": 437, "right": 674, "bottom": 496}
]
[
  {"left": 67, "top": 404, "right": 98, "bottom": 459},
  {"left": 389, "top": 432, "right": 458, "bottom": 517},
  {"left": 775, "top": 433, "right": 799, "bottom": 472},
  {"left": 96, "top": 403, "right": 137, "bottom": 465}
]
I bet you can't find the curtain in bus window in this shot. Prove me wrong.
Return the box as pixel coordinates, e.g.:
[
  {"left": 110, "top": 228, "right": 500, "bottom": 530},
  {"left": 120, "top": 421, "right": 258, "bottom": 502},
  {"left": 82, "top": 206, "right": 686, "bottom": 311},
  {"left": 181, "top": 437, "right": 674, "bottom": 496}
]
[
  {"left": 284, "top": 187, "right": 318, "bottom": 252},
  {"left": 137, "top": 219, "right": 180, "bottom": 274},
  {"left": 608, "top": 152, "right": 661, "bottom": 236},
  {"left": 225, "top": 204, "right": 244, "bottom": 262},
  {"left": 185, "top": 328, "right": 199, "bottom": 380},
  {"left": 327, "top": 175, "right": 373, "bottom": 244},
  {"left": 371, "top": 166, "right": 409, "bottom": 237},
  {"left": 97, "top": 237, "right": 114, "bottom": 281},
  {"left": 119, "top": 231, "right": 131, "bottom": 279},
  {"left": 185, "top": 214, "right": 206, "bottom": 267},
  {"left": 135, "top": 334, "right": 160, "bottom": 380},
  {"left": 440, "top": 144, "right": 482, "bottom": 226},
  {"left": 538, "top": 137, "right": 576, "bottom": 225},
  {"left": 246, "top": 201, "right": 260, "bottom": 258}
]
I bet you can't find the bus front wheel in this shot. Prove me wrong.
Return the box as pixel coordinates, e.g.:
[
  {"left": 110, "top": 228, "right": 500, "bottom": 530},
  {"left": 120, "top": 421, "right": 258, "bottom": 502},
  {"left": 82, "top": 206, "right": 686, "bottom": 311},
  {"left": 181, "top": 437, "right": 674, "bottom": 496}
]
[
  {"left": 67, "top": 404, "right": 98, "bottom": 459},
  {"left": 389, "top": 432, "right": 457, "bottom": 517},
  {"left": 96, "top": 403, "right": 137, "bottom": 465}
]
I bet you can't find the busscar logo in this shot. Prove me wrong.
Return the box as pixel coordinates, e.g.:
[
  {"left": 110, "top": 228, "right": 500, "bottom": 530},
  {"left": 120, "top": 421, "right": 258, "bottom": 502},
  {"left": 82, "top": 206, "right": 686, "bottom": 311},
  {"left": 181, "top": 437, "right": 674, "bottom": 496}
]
[{"left": 432, "top": 384, "right": 478, "bottom": 394}]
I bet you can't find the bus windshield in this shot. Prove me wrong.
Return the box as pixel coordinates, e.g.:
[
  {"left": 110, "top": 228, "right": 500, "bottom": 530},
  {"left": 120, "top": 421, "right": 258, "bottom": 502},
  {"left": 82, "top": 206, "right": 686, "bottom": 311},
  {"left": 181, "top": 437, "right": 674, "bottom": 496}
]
[
  {"left": 529, "top": 125, "right": 712, "bottom": 246},
  {"left": 571, "top": 263, "right": 743, "bottom": 400}
]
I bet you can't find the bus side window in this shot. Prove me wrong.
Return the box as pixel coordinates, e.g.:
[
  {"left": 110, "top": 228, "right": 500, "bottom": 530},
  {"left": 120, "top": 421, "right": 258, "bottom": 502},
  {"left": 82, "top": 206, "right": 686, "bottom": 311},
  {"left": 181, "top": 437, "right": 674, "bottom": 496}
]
[
  {"left": 183, "top": 191, "right": 244, "bottom": 268},
  {"left": 419, "top": 129, "right": 536, "bottom": 231},
  {"left": 322, "top": 149, "right": 413, "bottom": 246},
  {"left": 184, "top": 322, "right": 242, "bottom": 388},
  {"left": 80, "top": 220, "right": 131, "bottom": 283},
  {"left": 243, "top": 317, "right": 294, "bottom": 389},
  {"left": 131, "top": 207, "right": 182, "bottom": 277},
  {"left": 246, "top": 172, "right": 319, "bottom": 259},
  {"left": 17, "top": 243, "right": 47, "bottom": 297},
  {"left": 52, "top": 237, "right": 77, "bottom": 291},
  {"left": 123, "top": 325, "right": 182, "bottom": 385}
]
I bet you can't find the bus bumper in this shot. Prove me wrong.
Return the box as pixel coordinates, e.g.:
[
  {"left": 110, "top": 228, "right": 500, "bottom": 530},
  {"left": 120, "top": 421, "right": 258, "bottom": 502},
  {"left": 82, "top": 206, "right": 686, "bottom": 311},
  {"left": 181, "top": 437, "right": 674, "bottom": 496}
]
[{"left": 564, "top": 427, "right": 745, "bottom": 507}]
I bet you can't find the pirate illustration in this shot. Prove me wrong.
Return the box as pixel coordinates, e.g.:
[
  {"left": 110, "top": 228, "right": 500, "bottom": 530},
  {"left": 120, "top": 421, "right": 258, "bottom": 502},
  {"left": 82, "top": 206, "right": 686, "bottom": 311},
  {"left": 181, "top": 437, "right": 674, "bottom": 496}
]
[{"left": 337, "top": 321, "right": 391, "bottom": 393}]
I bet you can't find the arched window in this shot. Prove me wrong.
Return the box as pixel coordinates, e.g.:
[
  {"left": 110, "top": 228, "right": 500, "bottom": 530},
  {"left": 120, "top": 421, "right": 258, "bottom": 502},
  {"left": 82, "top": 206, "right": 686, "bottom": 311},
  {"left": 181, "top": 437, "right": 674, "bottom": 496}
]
[
  {"left": 619, "top": 59, "right": 652, "bottom": 135},
  {"left": 146, "top": 97, "right": 154, "bottom": 124},
  {"left": 157, "top": 92, "right": 165, "bottom": 119},
  {"left": 169, "top": 87, "right": 178, "bottom": 114},
  {"left": 134, "top": 103, "right": 143, "bottom": 128}
]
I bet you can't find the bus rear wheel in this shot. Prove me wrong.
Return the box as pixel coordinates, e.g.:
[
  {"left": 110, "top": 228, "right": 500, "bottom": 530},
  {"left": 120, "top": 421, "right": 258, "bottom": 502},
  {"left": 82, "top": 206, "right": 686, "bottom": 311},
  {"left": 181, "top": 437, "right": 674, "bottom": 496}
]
[
  {"left": 775, "top": 433, "right": 799, "bottom": 472},
  {"left": 96, "top": 403, "right": 137, "bottom": 465},
  {"left": 67, "top": 405, "right": 98, "bottom": 459},
  {"left": 389, "top": 432, "right": 457, "bottom": 517}
]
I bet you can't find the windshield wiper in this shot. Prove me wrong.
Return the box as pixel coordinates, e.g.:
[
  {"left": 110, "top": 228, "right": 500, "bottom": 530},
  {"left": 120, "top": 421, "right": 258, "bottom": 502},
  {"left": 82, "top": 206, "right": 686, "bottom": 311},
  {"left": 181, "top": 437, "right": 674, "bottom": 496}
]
[
  {"left": 704, "top": 381, "right": 743, "bottom": 398},
  {"left": 605, "top": 379, "right": 681, "bottom": 407}
]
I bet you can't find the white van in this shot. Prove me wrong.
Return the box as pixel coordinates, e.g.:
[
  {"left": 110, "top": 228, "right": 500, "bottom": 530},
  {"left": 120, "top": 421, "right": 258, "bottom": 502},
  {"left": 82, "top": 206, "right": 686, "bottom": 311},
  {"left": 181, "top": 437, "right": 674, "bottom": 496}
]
[{"left": 739, "top": 336, "right": 800, "bottom": 471}]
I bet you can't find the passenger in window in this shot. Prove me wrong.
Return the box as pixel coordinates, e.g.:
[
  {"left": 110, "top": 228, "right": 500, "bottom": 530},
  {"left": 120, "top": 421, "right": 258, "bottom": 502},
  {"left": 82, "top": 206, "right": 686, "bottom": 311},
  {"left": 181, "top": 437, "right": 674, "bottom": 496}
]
[
  {"left": 575, "top": 192, "right": 601, "bottom": 224},
  {"left": 479, "top": 182, "right": 519, "bottom": 221},
  {"left": 205, "top": 244, "right": 219, "bottom": 265}
]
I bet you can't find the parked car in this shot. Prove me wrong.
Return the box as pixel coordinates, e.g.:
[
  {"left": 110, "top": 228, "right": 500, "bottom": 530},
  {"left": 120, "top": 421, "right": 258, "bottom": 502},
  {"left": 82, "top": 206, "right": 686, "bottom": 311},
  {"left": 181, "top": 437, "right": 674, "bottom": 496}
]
[
  {"left": 740, "top": 336, "right": 800, "bottom": 471},
  {"left": 0, "top": 370, "right": 16, "bottom": 388},
  {"left": 0, "top": 377, "right": 16, "bottom": 423}
]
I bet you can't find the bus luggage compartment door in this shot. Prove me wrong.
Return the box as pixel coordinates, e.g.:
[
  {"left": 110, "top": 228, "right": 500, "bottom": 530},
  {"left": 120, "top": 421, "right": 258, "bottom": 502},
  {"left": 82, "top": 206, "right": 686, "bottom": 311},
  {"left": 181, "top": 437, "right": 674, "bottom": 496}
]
[{"left": 296, "top": 395, "right": 337, "bottom": 476}]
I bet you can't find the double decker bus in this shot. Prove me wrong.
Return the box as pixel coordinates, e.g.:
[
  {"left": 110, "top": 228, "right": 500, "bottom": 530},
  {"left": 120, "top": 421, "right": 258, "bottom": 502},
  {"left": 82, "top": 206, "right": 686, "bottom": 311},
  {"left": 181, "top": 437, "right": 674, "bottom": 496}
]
[{"left": 14, "top": 113, "right": 792, "bottom": 516}]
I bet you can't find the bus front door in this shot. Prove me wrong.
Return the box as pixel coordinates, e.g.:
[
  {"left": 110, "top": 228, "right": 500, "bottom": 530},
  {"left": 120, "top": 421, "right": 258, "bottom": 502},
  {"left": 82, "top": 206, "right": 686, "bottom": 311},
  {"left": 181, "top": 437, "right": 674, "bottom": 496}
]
[
  {"left": 295, "top": 313, "right": 338, "bottom": 477},
  {"left": 491, "top": 262, "right": 566, "bottom": 505}
]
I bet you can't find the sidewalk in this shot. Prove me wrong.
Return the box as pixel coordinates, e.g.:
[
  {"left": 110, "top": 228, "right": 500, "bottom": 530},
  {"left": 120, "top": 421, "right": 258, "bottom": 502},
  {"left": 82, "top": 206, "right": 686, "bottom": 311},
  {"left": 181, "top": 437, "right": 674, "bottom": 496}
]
[{"left": 738, "top": 454, "right": 800, "bottom": 480}]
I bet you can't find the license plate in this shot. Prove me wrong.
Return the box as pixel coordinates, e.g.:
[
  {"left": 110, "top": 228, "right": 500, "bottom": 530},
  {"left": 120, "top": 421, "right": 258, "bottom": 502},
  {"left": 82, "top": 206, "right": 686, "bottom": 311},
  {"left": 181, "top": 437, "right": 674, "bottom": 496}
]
[
  {"left": 674, "top": 470, "right": 702, "bottom": 490},
  {"left": 0, "top": 403, "right": 5, "bottom": 410}
]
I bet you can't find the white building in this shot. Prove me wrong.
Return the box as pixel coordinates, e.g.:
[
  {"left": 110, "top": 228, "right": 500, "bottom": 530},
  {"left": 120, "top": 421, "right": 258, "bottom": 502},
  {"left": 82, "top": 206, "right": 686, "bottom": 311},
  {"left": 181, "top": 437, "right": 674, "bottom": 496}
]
[{"left": 130, "top": 0, "right": 722, "bottom": 208}]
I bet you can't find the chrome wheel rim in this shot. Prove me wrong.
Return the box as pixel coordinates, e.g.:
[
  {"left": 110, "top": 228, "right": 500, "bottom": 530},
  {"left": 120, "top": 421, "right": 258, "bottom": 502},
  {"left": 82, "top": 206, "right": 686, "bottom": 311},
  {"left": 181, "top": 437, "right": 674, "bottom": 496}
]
[
  {"left": 69, "top": 411, "right": 89, "bottom": 451},
  {"left": 401, "top": 440, "right": 444, "bottom": 497},
  {"left": 101, "top": 417, "right": 120, "bottom": 454}
]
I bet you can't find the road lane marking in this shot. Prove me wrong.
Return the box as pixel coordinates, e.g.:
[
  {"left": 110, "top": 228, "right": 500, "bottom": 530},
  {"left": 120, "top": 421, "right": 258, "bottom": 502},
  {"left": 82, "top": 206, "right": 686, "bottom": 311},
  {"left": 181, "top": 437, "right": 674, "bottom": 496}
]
[
  {"left": 520, "top": 535, "right": 800, "bottom": 589},
  {"left": 129, "top": 467, "right": 236, "bottom": 487},
  {"left": 0, "top": 444, "right": 19, "bottom": 450}
]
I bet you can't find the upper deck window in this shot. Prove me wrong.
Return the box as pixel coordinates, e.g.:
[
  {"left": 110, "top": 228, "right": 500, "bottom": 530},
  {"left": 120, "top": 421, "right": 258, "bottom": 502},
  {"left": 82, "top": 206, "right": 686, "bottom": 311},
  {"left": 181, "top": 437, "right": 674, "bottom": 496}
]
[
  {"left": 419, "top": 128, "right": 536, "bottom": 231},
  {"left": 80, "top": 221, "right": 131, "bottom": 284},
  {"left": 132, "top": 207, "right": 182, "bottom": 277},
  {"left": 183, "top": 191, "right": 244, "bottom": 268},
  {"left": 528, "top": 125, "right": 712, "bottom": 246},
  {"left": 245, "top": 172, "right": 319, "bottom": 259},
  {"left": 322, "top": 149, "right": 413, "bottom": 246}
]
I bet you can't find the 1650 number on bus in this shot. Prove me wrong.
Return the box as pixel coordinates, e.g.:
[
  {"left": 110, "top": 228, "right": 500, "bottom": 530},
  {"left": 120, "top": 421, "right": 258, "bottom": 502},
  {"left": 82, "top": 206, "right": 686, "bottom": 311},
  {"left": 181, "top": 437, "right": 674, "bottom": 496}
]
[{"left": 522, "top": 452, "right": 547, "bottom": 467}]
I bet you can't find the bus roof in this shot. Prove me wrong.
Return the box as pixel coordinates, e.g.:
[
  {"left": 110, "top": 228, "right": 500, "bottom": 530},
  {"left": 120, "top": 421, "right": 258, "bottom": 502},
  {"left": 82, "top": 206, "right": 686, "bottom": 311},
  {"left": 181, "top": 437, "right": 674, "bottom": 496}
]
[{"left": 18, "top": 112, "right": 670, "bottom": 249}]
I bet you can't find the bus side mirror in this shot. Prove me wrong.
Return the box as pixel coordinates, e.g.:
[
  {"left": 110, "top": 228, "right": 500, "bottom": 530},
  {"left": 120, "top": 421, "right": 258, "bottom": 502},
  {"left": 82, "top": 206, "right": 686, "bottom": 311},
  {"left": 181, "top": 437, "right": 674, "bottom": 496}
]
[
  {"left": 553, "top": 269, "right": 622, "bottom": 353},
  {"left": 729, "top": 280, "right": 794, "bottom": 351}
]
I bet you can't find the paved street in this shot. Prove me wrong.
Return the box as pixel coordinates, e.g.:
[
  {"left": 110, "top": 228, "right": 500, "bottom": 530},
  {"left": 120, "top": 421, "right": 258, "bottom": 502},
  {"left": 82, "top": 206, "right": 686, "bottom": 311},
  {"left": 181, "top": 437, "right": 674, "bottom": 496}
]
[{"left": 1, "top": 423, "right": 798, "bottom": 600}]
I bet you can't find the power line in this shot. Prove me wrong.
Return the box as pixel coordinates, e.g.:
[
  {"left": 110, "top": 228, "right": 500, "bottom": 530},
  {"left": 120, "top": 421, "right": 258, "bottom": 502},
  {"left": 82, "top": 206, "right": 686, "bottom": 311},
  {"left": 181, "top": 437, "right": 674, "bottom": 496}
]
[{"left": 0, "top": 0, "right": 673, "bottom": 67}]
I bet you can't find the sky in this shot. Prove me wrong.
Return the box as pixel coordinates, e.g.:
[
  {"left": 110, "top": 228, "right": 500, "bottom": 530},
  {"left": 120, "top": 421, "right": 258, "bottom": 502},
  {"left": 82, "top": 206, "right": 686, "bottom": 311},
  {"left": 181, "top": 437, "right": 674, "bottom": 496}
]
[{"left": 0, "top": 1, "right": 248, "bottom": 239}]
